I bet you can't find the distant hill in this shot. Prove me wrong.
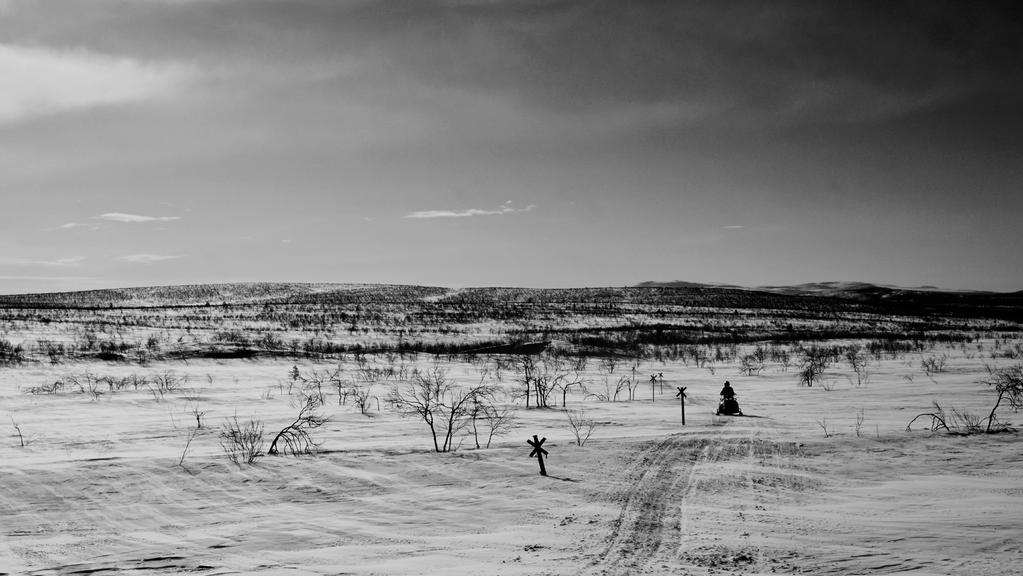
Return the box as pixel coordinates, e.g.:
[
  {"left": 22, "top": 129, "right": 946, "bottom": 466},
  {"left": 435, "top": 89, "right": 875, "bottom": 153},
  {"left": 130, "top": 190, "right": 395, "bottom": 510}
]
[
  {"left": 0, "top": 283, "right": 447, "bottom": 308},
  {"left": 0, "top": 281, "right": 1020, "bottom": 358},
  {"left": 637, "top": 280, "right": 1023, "bottom": 321},
  {"left": 0, "top": 280, "right": 1019, "bottom": 322},
  {"left": 638, "top": 279, "right": 1009, "bottom": 298},
  {"left": 636, "top": 280, "right": 748, "bottom": 291},
  {"left": 753, "top": 281, "right": 994, "bottom": 298},
  {"left": 0, "top": 282, "right": 337, "bottom": 307}
]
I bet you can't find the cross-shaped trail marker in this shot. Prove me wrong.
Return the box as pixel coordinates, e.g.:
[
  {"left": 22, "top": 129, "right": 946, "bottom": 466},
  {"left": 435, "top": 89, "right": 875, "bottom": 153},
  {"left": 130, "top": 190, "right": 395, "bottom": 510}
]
[
  {"left": 527, "top": 434, "right": 548, "bottom": 476},
  {"left": 676, "top": 386, "right": 687, "bottom": 426}
]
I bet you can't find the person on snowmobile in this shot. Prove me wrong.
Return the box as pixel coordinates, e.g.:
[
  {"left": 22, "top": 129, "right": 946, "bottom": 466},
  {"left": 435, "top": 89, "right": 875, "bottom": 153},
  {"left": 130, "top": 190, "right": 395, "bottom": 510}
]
[
  {"left": 717, "top": 381, "right": 742, "bottom": 416},
  {"left": 720, "top": 381, "right": 735, "bottom": 400}
]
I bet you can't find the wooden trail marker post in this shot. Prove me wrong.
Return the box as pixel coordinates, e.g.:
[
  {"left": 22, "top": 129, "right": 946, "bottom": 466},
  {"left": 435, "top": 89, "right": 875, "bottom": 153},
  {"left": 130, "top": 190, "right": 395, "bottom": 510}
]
[
  {"left": 527, "top": 434, "right": 548, "bottom": 476},
  {"left": 676, "top": 386, "right": 687, "bottom": 425}
]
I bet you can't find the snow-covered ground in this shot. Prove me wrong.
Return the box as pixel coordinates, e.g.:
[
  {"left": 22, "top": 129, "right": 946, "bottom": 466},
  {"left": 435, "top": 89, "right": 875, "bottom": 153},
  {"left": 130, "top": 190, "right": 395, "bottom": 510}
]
[{"left": 2, "top": 344, "right": 1021, "bottom": 575}]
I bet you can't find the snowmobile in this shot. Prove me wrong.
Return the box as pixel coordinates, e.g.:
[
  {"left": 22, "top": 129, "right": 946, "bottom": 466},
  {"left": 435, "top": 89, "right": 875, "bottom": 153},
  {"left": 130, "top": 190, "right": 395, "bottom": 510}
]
[{"left": 716, "top": 394, "right": 742, "bottom": 416}]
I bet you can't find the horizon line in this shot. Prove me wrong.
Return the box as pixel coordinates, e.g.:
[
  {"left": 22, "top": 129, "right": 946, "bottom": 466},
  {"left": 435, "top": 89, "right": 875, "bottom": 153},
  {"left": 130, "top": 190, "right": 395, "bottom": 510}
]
[{"left": 0, "top": 279, "right": 1018, "bottom": 297}]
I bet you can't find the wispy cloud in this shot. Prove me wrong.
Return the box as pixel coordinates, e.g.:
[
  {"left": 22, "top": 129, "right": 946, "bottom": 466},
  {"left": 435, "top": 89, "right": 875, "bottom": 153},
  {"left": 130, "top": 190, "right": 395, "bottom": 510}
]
[
  {"left": 118, "top": 254, "right": 182, "bottom": 264},
  {"left": 95, "top": 212, "right": 181, "bottom": 223},
  {"left": 0, "top": 43, "right": 195, "bottom": 124},
  {"left": 55, "top": 222, "right": 102, "bottom": 231},
  {"left": 0, "top": 256, "right": 85, "bottom": 267},
  {"left": 405, "top": 201, "right": 536, "bottom": 219},
  {"left": 723, "top": 225, "right": 745, "bottom": 230}
]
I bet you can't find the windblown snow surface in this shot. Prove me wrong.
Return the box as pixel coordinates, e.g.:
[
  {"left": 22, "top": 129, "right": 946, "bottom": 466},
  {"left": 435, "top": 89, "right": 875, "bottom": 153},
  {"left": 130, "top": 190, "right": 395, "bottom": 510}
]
[{"left": 2, "top": 348, "right": 1021, "bottom": 575}]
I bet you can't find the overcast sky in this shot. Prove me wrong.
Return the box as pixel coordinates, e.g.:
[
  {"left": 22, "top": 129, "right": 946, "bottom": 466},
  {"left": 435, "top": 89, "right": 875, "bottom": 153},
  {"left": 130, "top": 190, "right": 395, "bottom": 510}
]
[{"left": 1, "top": 0, "right": 1021, "bottom": 294}]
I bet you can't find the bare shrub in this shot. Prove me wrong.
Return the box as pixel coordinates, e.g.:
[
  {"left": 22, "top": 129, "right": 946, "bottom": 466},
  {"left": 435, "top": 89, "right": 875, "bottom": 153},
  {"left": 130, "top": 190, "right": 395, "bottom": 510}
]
[
  {"left": 614, "top": 375, "right": 632, "bottom": 401},
  {"left": 126, "top": 373, "right": 149, "bottom": 391},
  {"left": 846, "top": 347, "right": 869, "bottom": 386},
  {"left": 187, "top": 402, "right": 207, "bottom": 429},
  {"left": 798, "top": 347, "right": 831, "bottom": 387},
  {"left": 36, "top": 339, "right": 67, "bottom": 364},
  {"left": 149, "top": 371, "right": 185, "bottom": 401},
  {"left": 910, "top": 365, "right": 1023, "bottom": 434},
  {"left": 349, "top": 382, "right": 375, "bottom": 415},
  {"left": 67, "top": 372, "right": 105, "bottom": 401},
  {"left": 268, "top": 397, "right": 327, "bottom": 456},
  {"left": 982, "top": 363, "right": 1023, "bottom": 432},
  {"left": 513, "top": 355, "right": 539, "bottom": 408},
  {"left": 586, "top": 377, "right": 613, "bottom": 402},
  {"left": 572, "top": 355, "right": 588, "bottom": 372},
  {"left": 533, "top": 367, "right": 558, "bottom": 407},
  {"left": 949, "top": 406, "right": 984, "bottom": 434},
  {"left": 219, "top": 416, "right": 265, "bottom": 465},
  {"left": 291, "top": 365, "right": 347, "bottom": 407},
  {"left": 389, "top": 367, "right": 496, "bottom": 452},
  {"left": 906, "top": 401, "right": 982, "bottom": 434},
  {"left": 773, "top": 347, "right": 792, "bottom": 372},
  {"left": 61, "top": 373, "right": 83, "bottom": 394},
  {"left": 599, "top": 356, "right": 619, "bottom": 375},
  {"left": 512, "top": 355, "right": 581, "bottom": 408},
  {"left": 739, "top": 354, "right": 764, "bottom": 376},
  {"left": 907, "top": 401, "right": 951, "bottom": 432},
  {"left": 0, "top": 338, "right": 25, "bottom": 364},
  {"left": 179, "top": 429, "right": 198, "bottom": 468},
  {"left": 921, "top": 354, "right": 948, "bottom": 376},
  {"left": 26, "top": 380, "right": 64, "bottom": 395},
  {"left": 554, "top": 371, "right": 587, "bottom": 408},
  {"left": 468, "top": 399, "right": 516, "bottom": 449},
  {"left": 625, "top": 372, "right": 642, "bottom": 401},
  {"left": 565, "top": 408, "right": 597, "bottom": 446},
  {"left": 299, "top": 367, "right": 328, "bottom": 406},
  {"left": 589, "top": 374, "right": 632, "bottom": 402},
  {"left": 11, "top": 416, "right": 25, "bottom": 447},
  {"left": 815, "top": 418, "right": 832, "bottom": 438},
  {"left": 293, "top": 364, "right": 375, "bottom": 414}
]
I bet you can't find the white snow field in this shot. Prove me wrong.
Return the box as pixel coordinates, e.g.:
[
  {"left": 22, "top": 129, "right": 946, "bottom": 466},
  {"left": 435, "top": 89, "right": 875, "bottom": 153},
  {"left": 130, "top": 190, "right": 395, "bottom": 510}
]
[{"left": 2, "top": 346, "right": 1021, "bottom": 575}]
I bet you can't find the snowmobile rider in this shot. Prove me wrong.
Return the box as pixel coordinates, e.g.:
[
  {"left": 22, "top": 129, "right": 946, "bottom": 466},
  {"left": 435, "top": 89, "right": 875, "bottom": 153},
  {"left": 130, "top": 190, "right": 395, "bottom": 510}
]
[{"left": 720, "top": 381, "right": 735, "bottom": 400}]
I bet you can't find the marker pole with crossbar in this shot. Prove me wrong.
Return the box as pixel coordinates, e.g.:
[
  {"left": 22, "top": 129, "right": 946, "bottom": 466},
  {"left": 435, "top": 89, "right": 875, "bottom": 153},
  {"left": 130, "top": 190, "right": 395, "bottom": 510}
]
[
  {"left": 527, "top": 434, "right": 548, "bottom": 476},
  {"left": 676, "top": 386, "right": 687, "bottom": 426}
]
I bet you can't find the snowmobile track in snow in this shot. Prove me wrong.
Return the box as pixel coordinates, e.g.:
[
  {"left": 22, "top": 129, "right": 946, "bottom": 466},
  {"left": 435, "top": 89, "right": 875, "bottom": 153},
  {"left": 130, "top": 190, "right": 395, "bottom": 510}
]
[{"left": 584, "top": 418, "right": 799, "bottom": 575}]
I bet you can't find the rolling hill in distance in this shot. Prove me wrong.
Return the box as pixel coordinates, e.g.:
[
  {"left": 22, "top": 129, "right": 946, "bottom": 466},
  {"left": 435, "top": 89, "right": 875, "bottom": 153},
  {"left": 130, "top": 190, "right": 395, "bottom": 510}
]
[{"left": 1, "top": 280, "right": 1019, "bottom": 318}]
